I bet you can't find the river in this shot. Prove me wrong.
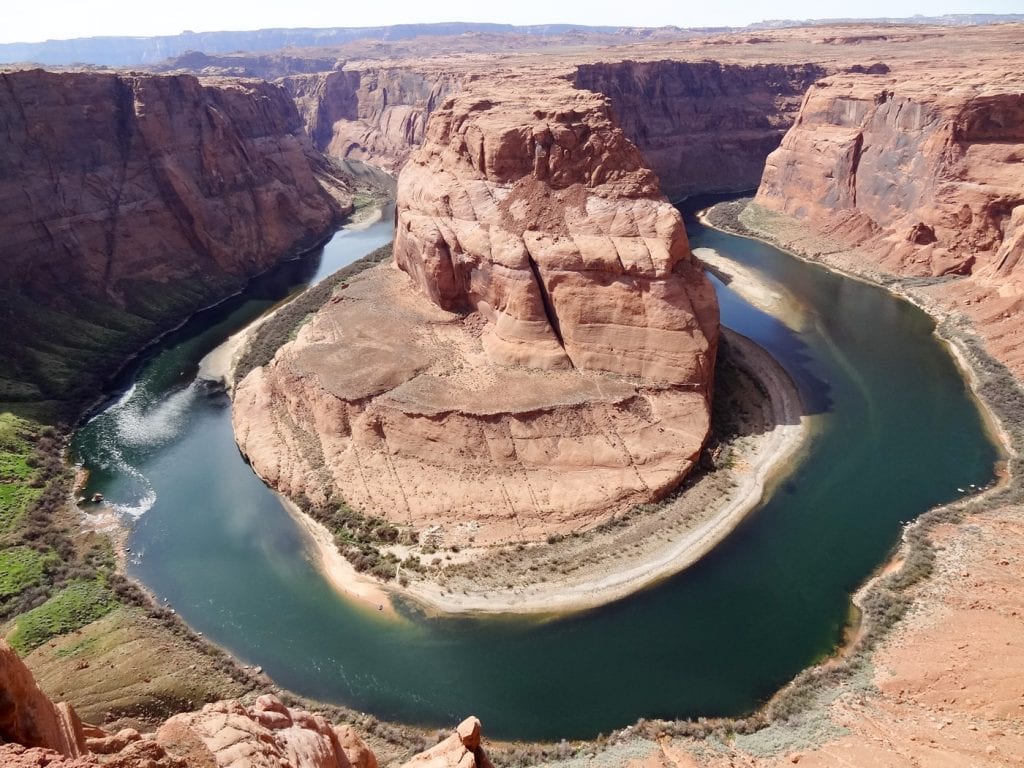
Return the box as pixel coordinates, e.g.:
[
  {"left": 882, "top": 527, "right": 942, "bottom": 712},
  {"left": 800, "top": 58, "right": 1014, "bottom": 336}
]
[{"left": 72, "top": 199, "right": 998, "bottom": 741}]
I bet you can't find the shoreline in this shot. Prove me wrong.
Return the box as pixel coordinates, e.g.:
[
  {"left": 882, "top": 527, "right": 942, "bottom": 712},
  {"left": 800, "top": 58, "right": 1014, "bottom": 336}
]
[
  {"left": 275, "top": 494, "right": 400, "bottom": 619},
  {"left": 698, "top": 198, "right": 1019, "bottom": 666},
  {"left": 397, "top": 329, "right": 810, "bottom": 616}
]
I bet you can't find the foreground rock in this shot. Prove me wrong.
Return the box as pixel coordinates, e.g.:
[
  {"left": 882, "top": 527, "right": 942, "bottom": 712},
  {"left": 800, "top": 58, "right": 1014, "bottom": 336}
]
[
  {"left": 0, "top": 639, "right": 86, "bottom": 757},
  {"left": 234, "top": 76, "right": 718, "bottom": 545},
  {"left": 0, "top": 69, "right": 352, "bottom": 416},
  {"left": 1, "top": 638, "right": 491, "bottom": 768}
]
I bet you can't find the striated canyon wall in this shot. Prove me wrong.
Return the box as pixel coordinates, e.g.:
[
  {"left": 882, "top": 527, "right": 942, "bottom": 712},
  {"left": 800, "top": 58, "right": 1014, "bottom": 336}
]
[
  {"left": 282, "top": 67, "right": 469, "bottom": 172},
  {"left": 0, "top": 69, "right": 352, "bottom": 417},
  {"left": 233, "top": 76, "right": 719, "bottom": 545},
  {"left": 753, "top": 68, "right": 1024, "bottom": 373},
  {"left": 574, "top": 60, "right": 825, "bottom": 200},
  {"left": 282, "top": 58, "right": 826, "bottom": 200}
]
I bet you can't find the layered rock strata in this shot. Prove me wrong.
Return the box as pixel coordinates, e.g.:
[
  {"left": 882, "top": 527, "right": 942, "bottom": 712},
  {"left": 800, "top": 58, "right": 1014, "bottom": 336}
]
[
  {"left": 283, "top": 68, "right": 468, "bottom": 171},
  {"left": 753, "top": 68, "right": 1024, "bottom": 374},
  {"left": 574, "top": 61, "right": 825, "bottom": 199},
  {"left": 234, "top": 77, "right": 718, "bottom": 545},
  {"left": 0, "top": 69, "right": 352, "bottom": 415}
]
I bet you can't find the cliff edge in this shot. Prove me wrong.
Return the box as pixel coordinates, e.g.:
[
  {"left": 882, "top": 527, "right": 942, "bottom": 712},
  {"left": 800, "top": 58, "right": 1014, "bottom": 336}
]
[{"left": 0, "top": 69, "right": 353, "bottom": 418}]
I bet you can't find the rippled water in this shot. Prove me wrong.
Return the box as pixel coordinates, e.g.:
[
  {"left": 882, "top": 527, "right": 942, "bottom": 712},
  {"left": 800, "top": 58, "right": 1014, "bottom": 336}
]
[{"left": 72, "top": 200, "right": 999, "bottom": 740}]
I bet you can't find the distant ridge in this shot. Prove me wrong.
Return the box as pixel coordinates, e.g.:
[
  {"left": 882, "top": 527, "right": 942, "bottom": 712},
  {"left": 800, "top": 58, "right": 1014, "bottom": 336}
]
[
  {"left": 0, "top": 23, "right": 649, "bottom": 67},
  {"left": 1, "top": 14, "right": 1021, "bottom": 68}
]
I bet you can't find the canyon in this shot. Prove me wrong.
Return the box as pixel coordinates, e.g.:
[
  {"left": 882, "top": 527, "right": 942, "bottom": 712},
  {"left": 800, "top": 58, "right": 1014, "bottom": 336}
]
[
  {"left": 1, "top": 17, "right": 1024, "bottom": 768},
  {"left": 752, "top": 67, "right": 1024, "bottom": 377},
  {"left": 0, "top": 69, "right": 352, "bottom": 419}
]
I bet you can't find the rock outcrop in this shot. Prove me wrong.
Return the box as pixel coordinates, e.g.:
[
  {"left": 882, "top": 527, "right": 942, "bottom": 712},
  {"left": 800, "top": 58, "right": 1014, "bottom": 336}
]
[
  {"left": 233, "top": 76, "right": 718, "bottom": 545},
  {"left": 0, "top": 640, "right": 86, "bottom": 758},
  {"left": 1, "top": 639, "right": 490, "bottom": 768},
  {"left": 0, "top": 69, "right": 352, "bottom": 416},
  {"left": 753, "top": 66, "right": 1024, "bottom": 374},
  {"left": 574, "top": 61, "right": 825, "bottom": 199}
]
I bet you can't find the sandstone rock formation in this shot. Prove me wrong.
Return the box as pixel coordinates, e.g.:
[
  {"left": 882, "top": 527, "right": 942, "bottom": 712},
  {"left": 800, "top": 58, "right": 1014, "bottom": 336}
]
[
  {"left": 284, "top": 68, "right": 468, "bottom": 172},
  {"left": 573, "top": 61, "right": 824, "bottom": 200},
  {"left": 0, "top": 640, "right": 87, "bottom": 757},
  {"left": 753, "top": 66, "right": 1024, "bottom": 374},
  {"left": 233, "top": 76, "right": 719, "bottom": 545},
  {"left": 0, "top": 69, "right": 352, "bottom": 415},
  {"left": 1, "top": 639, "right": 490, "bottom": 768}
]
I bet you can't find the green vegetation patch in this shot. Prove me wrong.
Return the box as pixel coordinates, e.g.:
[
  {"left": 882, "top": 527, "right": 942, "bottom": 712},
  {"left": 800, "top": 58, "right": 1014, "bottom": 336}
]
[
  {"left": 0, "top": 484, "right": 42, "bottom": 535},
  {"left": 0, "top": 545, "right": 53, "bottom": 599},
  {"left": 6, "top": 580, "right": 118, "bottom": 654}
]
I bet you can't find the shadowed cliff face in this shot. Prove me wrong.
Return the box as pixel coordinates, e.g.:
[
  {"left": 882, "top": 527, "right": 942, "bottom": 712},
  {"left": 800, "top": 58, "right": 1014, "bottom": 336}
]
[
  {"left": 282, "top": 68, "right": 468, "bottom": 172},
  {"left": 0, "top": 69, "right": 351, "bottom": 418},
  {"left": 573, "top": 60, "right": 825, "bottom": 200}
]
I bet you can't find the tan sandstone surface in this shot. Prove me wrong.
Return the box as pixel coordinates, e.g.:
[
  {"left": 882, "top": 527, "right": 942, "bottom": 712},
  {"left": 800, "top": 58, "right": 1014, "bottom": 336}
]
[{"left": 233, "top": 75, "right": 719, "bottom": 546}]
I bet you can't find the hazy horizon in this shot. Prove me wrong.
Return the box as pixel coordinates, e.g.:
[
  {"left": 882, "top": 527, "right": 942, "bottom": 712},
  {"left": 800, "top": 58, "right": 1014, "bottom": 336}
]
[{"left": 2, "top": 0, "right": 1021, "bottom": 45}]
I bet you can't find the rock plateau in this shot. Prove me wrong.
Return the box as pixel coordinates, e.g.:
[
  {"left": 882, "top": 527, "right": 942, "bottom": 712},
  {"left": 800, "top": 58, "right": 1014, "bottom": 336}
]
[{"left": 233, "top": 75, "right": 719, "bottom": 545}]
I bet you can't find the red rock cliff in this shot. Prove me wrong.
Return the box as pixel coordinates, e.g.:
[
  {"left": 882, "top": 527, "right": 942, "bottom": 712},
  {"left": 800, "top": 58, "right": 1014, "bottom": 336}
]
[
  {"left": 0, "top": 69, "right": 352, "bottom": 415},
  {"left": 283, "top": 67, "right": 468, "bottom": 172},
  {"left": 0, "top": 639, "right": 490, "bottom": 768},
  {"left": 233, "top": 76, "right": 719, "bottom": 545},
  {"left": 574, "top": 60, "right": 825, "bottom": 200},
  {"left": 753, "top": 68, "right": 1024, "bottom": 373}
]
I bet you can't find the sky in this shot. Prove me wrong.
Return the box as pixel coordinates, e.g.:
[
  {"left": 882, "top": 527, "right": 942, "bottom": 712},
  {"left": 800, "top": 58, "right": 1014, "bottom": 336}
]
[{"left": 2, "top": 0, "right": 1022, "bottom": 44}]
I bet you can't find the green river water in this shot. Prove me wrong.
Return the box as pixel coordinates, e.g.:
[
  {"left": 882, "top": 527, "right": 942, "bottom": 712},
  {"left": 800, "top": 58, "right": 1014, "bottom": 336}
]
[{"left": 72, "top": 200, "right": 998, "bottom": 741}]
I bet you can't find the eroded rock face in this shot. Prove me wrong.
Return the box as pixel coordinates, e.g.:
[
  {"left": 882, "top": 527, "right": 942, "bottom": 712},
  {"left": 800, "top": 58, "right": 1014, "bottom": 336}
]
[
  {"left": 233, "top": 77, "right": 718, "bottom": 545},
  {"left": 284, "top": 68, "right": 467, "bottom": 172},
  {"left": 753, "top": 68, "right": 1024, "bottom": 373},
  {"left": 574, "top": 61, "right": 825, "bottom": 199},
  {"left": 0, "top": 640, "right": 86, "bottom": 757},
  {"left": 1, "top": 640, "right": 493, "bottom": 768},
  {"left": 0, "top": 69, "right": 351, "bottom": 413}
]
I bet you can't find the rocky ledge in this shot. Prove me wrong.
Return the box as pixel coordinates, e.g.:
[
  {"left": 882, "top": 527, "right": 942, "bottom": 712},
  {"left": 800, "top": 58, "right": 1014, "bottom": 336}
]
[
  {"left": 233, "top": 75, "right": 718, "bottom": 546},
  {"left": 0, "top": 640, "right": 490, "bottom": 768}
]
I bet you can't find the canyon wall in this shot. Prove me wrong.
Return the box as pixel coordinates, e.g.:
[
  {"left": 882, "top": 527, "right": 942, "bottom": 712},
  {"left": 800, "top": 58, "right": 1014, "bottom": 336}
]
[
  {"left": 234, "top": 76, "right": 719, "bottom": 545},
  {"left": 282, "top": 68, "right": 469, "bottom": 171},
  {"left": 282, "top": 59, "right": 824, "bottom": 199},
  {"left": 753, "top": 69, "right": 1024, "bottom": 373},
  {"left": 574, "top": 61, "right": 825, "bottom": 200},
  {"left": 0, "top": 69, "right": 352, "bottom": 417}
]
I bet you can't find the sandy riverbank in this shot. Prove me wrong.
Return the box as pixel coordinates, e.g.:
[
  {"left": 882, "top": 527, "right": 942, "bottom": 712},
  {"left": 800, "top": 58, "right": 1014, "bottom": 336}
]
[
  {"left": 396, "top": 328, "right": 810, "bottom": 615},
  {"left": 275, "top": 494, "right": 400, "bottom": 619}
]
